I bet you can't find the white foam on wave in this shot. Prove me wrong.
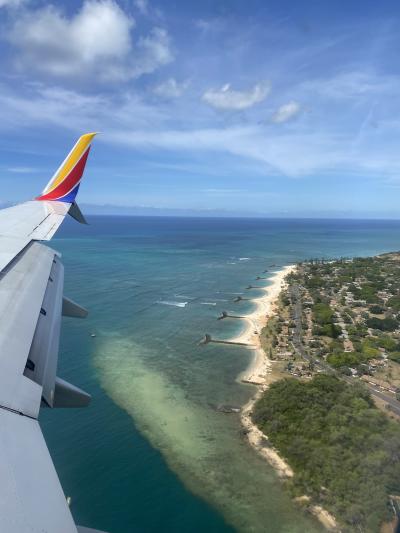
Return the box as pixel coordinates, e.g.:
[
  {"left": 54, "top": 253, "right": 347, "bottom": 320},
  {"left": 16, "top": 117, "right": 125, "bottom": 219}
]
[
  {"left": 201, "top": 302, "right": 217, "bottom": 306},
  {"left": 239, "top": 257, "right": 250, "bottom": 261},
  {"left": 157, "top": 300, "right": 188, "bottom": 308}
]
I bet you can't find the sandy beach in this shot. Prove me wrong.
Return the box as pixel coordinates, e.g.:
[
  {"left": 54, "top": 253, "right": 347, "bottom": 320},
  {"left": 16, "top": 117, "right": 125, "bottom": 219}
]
[
  {"left": 233, "top": 265, "right": 339, "bottom": 531},
  {"left": 234, "top": 265, "right": 295, "bottom": 382},
  {"left": 233, "top": 265, "right": 296, "bottom": 477}
]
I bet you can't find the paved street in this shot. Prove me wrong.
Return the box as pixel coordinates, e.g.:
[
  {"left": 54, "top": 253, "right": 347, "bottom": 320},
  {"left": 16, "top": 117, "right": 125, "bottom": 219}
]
[{"left": 289, "top": 284, "right": 400, "bottom": 416}]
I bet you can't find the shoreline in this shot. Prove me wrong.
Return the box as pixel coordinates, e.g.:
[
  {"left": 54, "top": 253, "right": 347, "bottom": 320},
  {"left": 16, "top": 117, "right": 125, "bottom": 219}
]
[
  {"left": 233, "top": 264, "right": 339, "bottom": 532},
  {"left": 235, "top": 266, "right": 296, "bottom": 478},
  {"left": 235, "top": 266, "right": 295, "bottom": 382}
]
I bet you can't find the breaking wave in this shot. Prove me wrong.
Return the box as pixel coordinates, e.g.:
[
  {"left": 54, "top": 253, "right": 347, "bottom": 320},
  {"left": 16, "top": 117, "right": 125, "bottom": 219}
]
[{"left": 157, "top": 300, "right": 188, "bottom": 308}]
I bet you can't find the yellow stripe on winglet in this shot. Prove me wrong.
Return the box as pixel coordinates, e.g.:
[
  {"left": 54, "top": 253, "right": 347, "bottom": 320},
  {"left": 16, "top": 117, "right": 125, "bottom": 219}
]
[{"left": 45, "top": 132, "right": 98, "bottom": 193}]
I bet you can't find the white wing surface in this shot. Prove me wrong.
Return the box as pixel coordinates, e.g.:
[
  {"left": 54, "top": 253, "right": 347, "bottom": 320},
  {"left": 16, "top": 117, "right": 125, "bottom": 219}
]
[{"left": 0, "top": 134, "right": 106, "bottom": 533}]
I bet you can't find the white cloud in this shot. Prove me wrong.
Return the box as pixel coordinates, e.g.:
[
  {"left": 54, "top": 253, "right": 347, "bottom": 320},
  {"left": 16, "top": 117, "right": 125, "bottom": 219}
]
[
  {"left": 153, "top": 78, "right": 188, "bottom": 98},
  {"left": 195, "top": 18, "right": 225, "bottom": 33},
  {"left": 132, "top": 27, "right": 172, "bottom": 79},
  {"left": 301, "top": 71, "right": 398, "bottom": 101},
  {"left": 0, "top": 0, "right": 25, "bottom": 7},
  {"left": 271, "top": 101, "right": 301, "bottom": 123},
  {"left": 0, "top": 83, "right": 167, "bottom": 134},
  {"left": 134, "top": 0, "right": 148, "bottom": 15},
  {"left": 203, "top": 188, "right": 245, "bottom": 195},
  {"left": 6, "top": 166, "right": 35, "bottom": 173},
  {"left": 8, "top": 1, "right": 172, "bottom": 82},
  {"left": 202, "top": 82, "right": 270, "bottom": 110},
  {"left": 1, "top": 69, "right": 400, "bottom": 181}
]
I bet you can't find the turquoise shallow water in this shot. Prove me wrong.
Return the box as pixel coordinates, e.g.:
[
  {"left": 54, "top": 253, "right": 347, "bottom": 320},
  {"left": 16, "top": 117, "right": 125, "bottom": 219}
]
[{"left": 40, "top": 217, "right": 400, "bottom": 533}]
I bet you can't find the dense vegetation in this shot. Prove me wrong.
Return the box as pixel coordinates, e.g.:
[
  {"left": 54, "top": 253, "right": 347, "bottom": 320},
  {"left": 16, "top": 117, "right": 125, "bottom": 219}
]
[
  {"left": 326, "top": 339, "right": 383, "bottom": 369},
  {"left": 253, "top": 375, "right": 400, "bottom": 531},
  {"left": 312, "top": 302, "right": 342, "bottom": 338},
  {"left": 326, "top": 351, "right": 368, "bottom": 368},
  {"left": 366, "top": 316, "right": 398, "bottom": 332},
  {"left": 326, "top": 334, "right": 400, "bottom": 370}
]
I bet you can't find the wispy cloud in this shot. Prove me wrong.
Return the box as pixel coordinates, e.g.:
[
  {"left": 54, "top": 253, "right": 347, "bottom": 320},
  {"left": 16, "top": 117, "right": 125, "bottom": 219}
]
[
  {"left": 301, "top": 71, "right": 397, "bottom": 101},
  {"left": 107, "top": 123, "right": 400, "bottom": 179},
  {"left": 202, "top": 82, "right": 271, "bottom": 110},
  {"left": 6, "top": 166, "right": 36, "bottom": 173},
  {"left": 134, "top": 0, "right": 148, "bottom": 16},
  {"left": 271, "top": 101, "right": 301, "bottom": 123},
  {"left": 195, "top": 17, "right": 226, "bottom": 33},
  {"left": 153, "top": 77, "right": 189, "bottom": 98},
  {"left": 0, "top": 0, "right": 26, "bottom": 7},
  {"left": 202, "top": 188, "right": 244, "bottom": 194},
  {"left": 0, "top": 71, "right": 400, "bottom": 181}
]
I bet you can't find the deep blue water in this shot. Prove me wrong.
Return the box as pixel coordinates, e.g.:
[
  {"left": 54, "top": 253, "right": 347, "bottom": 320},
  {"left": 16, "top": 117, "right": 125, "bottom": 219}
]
[{"left": 40, "top": 217, "right": 400, "bottom": 533}]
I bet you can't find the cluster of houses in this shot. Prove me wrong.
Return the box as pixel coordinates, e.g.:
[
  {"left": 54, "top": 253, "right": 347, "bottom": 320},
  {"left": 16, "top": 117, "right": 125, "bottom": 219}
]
[{"left": 269, "top": 259, "right": 400, "bottom": 387}]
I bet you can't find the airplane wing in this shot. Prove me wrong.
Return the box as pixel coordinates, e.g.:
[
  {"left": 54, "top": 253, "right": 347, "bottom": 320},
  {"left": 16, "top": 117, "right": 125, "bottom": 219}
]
[{"left": 0, "top": 133, "right": 105, "bottom": 532}]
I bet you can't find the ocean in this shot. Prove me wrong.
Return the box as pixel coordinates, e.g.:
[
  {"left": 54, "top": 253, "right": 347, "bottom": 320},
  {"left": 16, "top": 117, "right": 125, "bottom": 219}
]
[{"left": 40, "top": 216, "right": 400, "bottom": 533}]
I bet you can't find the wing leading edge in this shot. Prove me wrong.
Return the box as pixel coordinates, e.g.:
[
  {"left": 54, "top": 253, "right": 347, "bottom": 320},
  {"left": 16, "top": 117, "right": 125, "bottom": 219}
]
[{"left": 0, "top": 134, "right": 106, "bottom": 532}]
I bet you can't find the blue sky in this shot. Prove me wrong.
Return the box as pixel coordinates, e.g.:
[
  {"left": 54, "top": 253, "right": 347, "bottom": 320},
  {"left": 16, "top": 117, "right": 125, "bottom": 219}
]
[{"left": 0, "top": 0, "right": 400, "bottom": 217}]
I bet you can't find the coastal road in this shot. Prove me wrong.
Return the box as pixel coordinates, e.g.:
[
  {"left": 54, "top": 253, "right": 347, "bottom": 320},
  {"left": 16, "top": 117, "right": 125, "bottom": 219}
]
[
  {"left": 290, "top": 284, "right": 334, "bottom": 373},
  {"left": 364, "top": 384, "right": 400, "bottom": 416},
  {"left": 290, "top": 284, "right": 309, "bottom": 360},
  {"left": 341, "top": 375, "right": 400, "bottom": 415},
  {"left": 288, "top": 283, "right": 400, "bottom": 415}
]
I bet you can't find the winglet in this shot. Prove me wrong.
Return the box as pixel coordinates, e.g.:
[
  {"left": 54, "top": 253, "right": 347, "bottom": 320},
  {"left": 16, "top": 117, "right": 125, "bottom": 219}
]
[
  {"left": 68, "top": 201, "right": 88, "bottom": 224},
  {"left": 36, "top": 133, "right": 97, "bottom": 203}
]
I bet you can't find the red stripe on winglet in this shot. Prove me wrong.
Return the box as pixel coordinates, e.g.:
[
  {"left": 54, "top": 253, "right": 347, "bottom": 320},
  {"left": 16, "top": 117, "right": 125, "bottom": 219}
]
[{"left": 36, "top": 148, "right": 91, "bottom": 201}]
